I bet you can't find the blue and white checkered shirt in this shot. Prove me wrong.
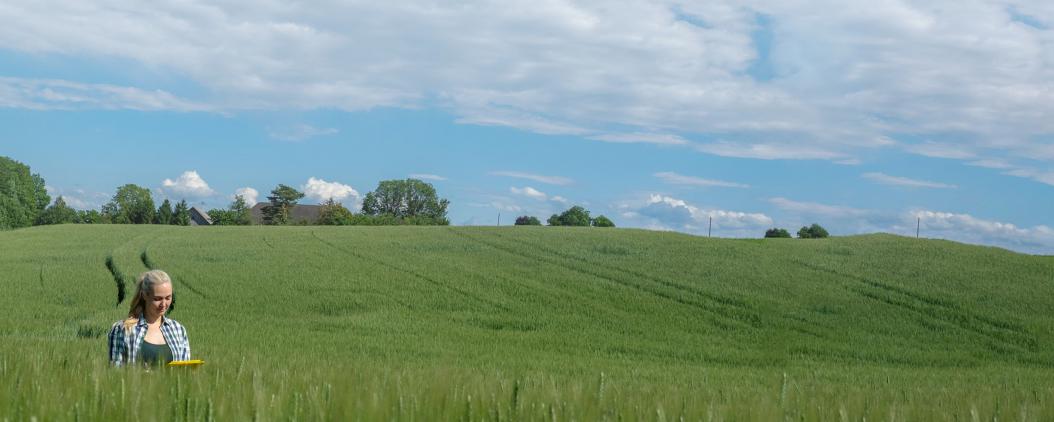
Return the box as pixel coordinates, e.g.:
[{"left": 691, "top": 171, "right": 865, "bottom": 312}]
[{"left": 107, "top": 314, "right": 190, "bottom": 366}]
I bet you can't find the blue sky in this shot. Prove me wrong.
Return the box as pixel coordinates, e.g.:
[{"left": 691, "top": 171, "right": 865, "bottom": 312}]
[{"left": 1, "top": 1, "right": 1052, "bottom": 254}]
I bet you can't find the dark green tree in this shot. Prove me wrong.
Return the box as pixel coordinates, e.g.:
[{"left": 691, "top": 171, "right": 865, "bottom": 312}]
[
  {"left": 318, "top": 198, "right": 354, "bottom": 225},
  {"left": 155, "top": 199, "right": 173, "bottom": 225},
  {"left": 514, "top": 216, "right": 542, "bottom": 226},
  {"left": 37, "top": 196, "right": 79, "bottom": 225},
  {"left": 77, "top": 209, "right": 104, "bottom": 224},
  {"left": 172, "top": 200, "right": 190, "bottom": 226},
  {"left": 0, "top": 156, "right": 49, "bottom": 229},
  {"left": 262, "top": 184, "right": 304, "bottom": 225},
  {"left": 548, "top": 205, "right": 591, "bottom": 226},
  {"left": 765, "top": 228, "right": 791, "bottom": 238},
  {"left": 361, "top": 179, "right": 449, "bottom": 225},
  {"left": 207, "top": 209, "right": 232, "bottom": 225},
  {"left": 101, "top": 184, "right": 155, "bottom": 224},
  {"left": 797, "top": 223, "right": 829, "bottom": 239},
  {"left": 591, "top": 215, "right": 615, "bottom": 227},
  {"left": 228, "top": 195, "right": 253, "bottom": 225}
]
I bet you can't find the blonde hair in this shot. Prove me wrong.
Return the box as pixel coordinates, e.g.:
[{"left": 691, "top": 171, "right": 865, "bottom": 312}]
[{"left": 123, "top": 270, "right": 173, "bottom": 331}]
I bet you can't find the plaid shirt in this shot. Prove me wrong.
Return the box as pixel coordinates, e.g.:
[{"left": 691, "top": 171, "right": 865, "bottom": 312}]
[{"left": 107, "top": 314, "right": 190, "bottom": 366}]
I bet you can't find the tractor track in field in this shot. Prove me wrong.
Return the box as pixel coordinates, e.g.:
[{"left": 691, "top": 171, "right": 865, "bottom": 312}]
[
  {"left": 794, "top": 259, "right": 1038, "bottom": 353},
  {"left": 38, "top": 262, "right": 45, "bottom": 292},
  {"left": 486, "top": 230, "right": 756, "bottom": 311},
  {"left": 309, "top": 231, "right": 511, "bottom": 313},
  {"left": 448, "top": 229, "right": 761, "bottom": 331},
  {"left": 140, "top": 247, "right": 207, "bottom": 299}
]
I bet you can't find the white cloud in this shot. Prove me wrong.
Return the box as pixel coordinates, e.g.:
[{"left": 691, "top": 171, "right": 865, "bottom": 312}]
[
  {"left": 302, "top": 177, "right": 359, "bottom": 203},
  {"left": 409, "top": 173, "right": 447, "bottom": 181},
  {"left": 510, "top": 186, "right": 548, "bottom": 201},
  {"left": 490, "top": 171, "right": 572, "bottom": 186},
  {"left": 589, "top": 133, "right": 690, "bottom": 146},
  {"left": 654, "top": 171, "right": 749, "bottom": 188},
  {"left": 904, "top": 142, "right": 976, "bottom": 160},
  {"left": 162, "top": 171, "right": 215, "bottom": 198},
  {"left": 904, "top": 210, "right": 1054, "bottom": 254},
  {"left": 233, "top": 187, "right": 259, "bottom": 207},
  {"left": 769, "top": 197, "right": 871, "bottom": 218},
  {"left": 2, "top": 0, "right": 1053, "bottom": 171},
  {"left": 550, "top": 195, "right": 570, "bottom": 204},
  {"left": 629, "top": 194, "right": 772, "bottom": 235},
  {"left": 1003, "top": 167, "right": 1054, "bottom": 187},
  {"left": 0, "top": 77, "right": 208, "bottom": 111},
  {"left": 267, "top": 124, "right": 338, "bottom": 142},
  {"left": 44, "top": 185, "right": 109, "bottom": 210},
  {"left": 695, "top": 141, "right": 848, "bottom": 160},
  {"left": 862, "top": 172, "right": 957, "bottom": 189}
]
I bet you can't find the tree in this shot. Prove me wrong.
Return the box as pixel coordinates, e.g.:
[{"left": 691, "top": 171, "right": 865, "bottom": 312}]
[
  {"left": 207, "top": 209, "right": 232, "bottom": 225},
  {"left": 318, "top": 198, "right": 354, "bottom": 225},
  {"left": 37, "top": 196, "right": 79, "bottom": 225},
  {"left": 155, "top": 199, "right": 173, "bottom": 225},
  {"left": 101, "top": 184, "right": 155, "bottom": 224},
  {"left": 262, "top": 184, "right": 304, "bottom": 225},
  {"left": 548, "top": 205, "right": 591, "bottom": 226},
  {"left": 77, "top": 209, "right": 104, "bottom": 224},
  {"left": 172, "top": 200, "right": 190, "bottom": 226},
  {"left": 0, "top": 156, "right": 50, "bottom": 230},
  {"left": 228, "top": 195, "right": 252, "bottom": 225},
  {"left": 515, "top": 216, "right": 542, "bottom": 226},
  {"left": 207, "top": 195, "right": 253, "bottom": 226},
  {"left": 797, "top": 223, "right": 829, "bottom": 239},
  {"left": 591, "top": 215, "right": 615, "bottom": 227},
  {"left": 361, "top": 179, "right": 449, "bottom": 225},
  {"left": 765, "top": 228, "right": 791, "bottom": 238}
]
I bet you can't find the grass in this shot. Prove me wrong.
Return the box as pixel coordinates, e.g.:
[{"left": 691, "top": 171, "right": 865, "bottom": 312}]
[{"left": 1, "top": 224, "right": 1053, "bottom": 419}]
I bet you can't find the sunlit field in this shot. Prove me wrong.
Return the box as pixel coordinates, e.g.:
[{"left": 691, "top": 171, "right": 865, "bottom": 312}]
[{"left": 2, "top": 225, "right": 1053, "bottom": 420}]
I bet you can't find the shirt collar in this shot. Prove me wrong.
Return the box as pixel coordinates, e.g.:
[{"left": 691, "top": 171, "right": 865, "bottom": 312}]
[{"left": 136, "top": 313, "right": 169, "bottom": 328}]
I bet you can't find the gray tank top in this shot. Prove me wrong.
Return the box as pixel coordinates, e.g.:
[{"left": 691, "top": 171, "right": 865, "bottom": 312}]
[{"left": 139, "top": 340, "right": 173, "bottom": 366}]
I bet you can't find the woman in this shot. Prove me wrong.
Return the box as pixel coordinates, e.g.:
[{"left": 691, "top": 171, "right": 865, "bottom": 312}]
[{"left": 107, "top": 270, "right": 191, "bottom": 367}]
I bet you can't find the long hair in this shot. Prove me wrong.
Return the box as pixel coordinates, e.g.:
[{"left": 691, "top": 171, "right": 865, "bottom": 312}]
[{"left": 123, "top": 270, "right": 173, "bottom": 331}]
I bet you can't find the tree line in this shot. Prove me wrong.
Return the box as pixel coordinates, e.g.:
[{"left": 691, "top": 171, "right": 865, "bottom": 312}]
[
  {"left": 764, "top": 224, "right": 830, "bottom": 239},
  {"left": 513, "top": 205, "right": 615, "bottom": 227},
  {"left": 0, "top": 156, "right": 453, "bottom": 228}
]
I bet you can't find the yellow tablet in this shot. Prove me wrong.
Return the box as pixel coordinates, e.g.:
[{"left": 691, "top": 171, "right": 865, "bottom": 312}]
[{"left": 167, "top": 360, "right": 205, "bottom": 367}]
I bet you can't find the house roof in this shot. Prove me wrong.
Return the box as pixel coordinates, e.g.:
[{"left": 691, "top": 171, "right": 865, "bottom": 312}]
[
  {"left": 250, "top": 202, "right": 323, "bottom": 224},
  {"left": 189, "top": 206, "right": 213, "bottom": 225}
]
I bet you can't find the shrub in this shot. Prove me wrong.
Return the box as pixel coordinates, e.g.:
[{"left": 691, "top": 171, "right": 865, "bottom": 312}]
[
  {"left": 591, "top": 215, "right": 615, "bottom": 227},
  {"left": 515, "top": 216, "right": 542, "bottom": 226},
  {"left": 765, "top": 228, "right": 791, "bottom": 238},
  {"left": 797, "top": 224, "right": 829, "bottom": 239}
]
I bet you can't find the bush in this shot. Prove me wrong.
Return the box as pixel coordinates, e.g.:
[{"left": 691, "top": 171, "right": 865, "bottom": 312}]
[
  {"left": 591, "top": 215, "right": 615, "bottom": 227},
  {"left": 765, "top": 228, "right": 791, "bottom": 238},
  {"left": 515, "top": 216, "right": 542, "bottom": 226},
  {"left": 797, "top": 224, "right": 829, "bottom": 239},
  {"left": 548, "top": 206, "right": 591, "bottom": 227}
]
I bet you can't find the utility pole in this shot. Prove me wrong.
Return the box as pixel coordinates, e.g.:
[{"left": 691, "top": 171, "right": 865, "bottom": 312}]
[
  {"left": 498, "top": 213, "right": 501, "bottom": 226},
  {"left": 708, "top": 216, "right": 712, "bottom": 238},
  {"left": 916, "top": 217, "right": 920, "bottom": 238}
]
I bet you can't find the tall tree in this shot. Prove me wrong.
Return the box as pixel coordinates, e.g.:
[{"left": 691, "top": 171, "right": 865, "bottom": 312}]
[
  {"left": 155, "top": 199, "right": 173, "bottom": 225},
  {"left": 262, "top": 184, "right": 304, "bottom": 225},
  {"left": 77, "top": 209, "right": 104, "bottom": 224},
  {"left": 37, "top": 196, "right": 79, "bottom": 225},
  {"left": 101, "top": 184, "right": 155, "bottom": 224},
  {"left": 228, "top": 195, "right": 253, "bottom": 225},
  {"left": 361, "top": 178, "right": 449, "bottom": 224},
  {"left": 318, "top": 198, "right": 354, "bottom": 225},
  {"left": 0, "top": 156, "right": 50, "bottom": 229},
  {"left": 172, "top": 200, "right": 190, "bottom": 226},
  {"left": 548, "top": 205, "right": 591, "bottom": 227}
]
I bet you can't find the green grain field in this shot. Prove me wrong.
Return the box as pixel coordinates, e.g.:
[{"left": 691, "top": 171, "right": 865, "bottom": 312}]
[{"left": 1, "top": 225, "right": 1053, "bottom": 420}]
